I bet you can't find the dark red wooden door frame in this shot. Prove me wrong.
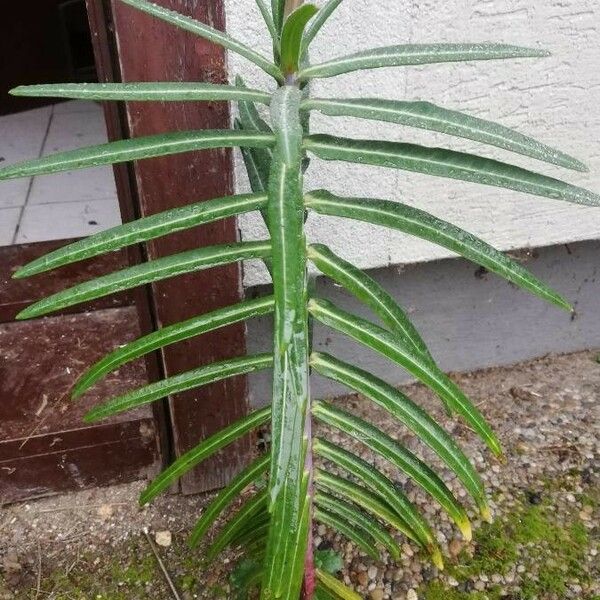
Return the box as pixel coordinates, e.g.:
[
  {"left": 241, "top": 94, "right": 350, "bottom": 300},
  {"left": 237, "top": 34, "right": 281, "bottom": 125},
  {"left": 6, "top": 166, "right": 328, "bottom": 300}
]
[{"left": 86, "top": 0, "right": 251, "bottom": 493}]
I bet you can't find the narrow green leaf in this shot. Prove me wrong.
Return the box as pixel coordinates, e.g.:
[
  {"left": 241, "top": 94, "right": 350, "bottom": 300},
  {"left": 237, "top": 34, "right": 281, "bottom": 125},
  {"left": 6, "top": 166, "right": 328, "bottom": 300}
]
[
  {"left": 74, "top": 296, "right": 274, "bottom": 398},
  {"left": 272, "top": 0, "right": 286, "bottom": 35},
  {"left": 309, "top": 299, "right": 502, "bottom": 458},
  {"left": 232, "top": 515, "right": 270, "bottom": 553},
  {"left": 237, "top": 123, "right": 272, "bottom": 195},
  {"left": 17, "top": 241, "right": 271, "bottom": 320},
  {"left": 301, "top": 97, "right": 587, "bottom": 172},
  {"left": 314, "top": 469, "right": 416, "bottom": 543},
  {"left": 255, "top": 0, "right": 279, "bottom": 46},
  {"left": 262, "top": 85, "right": 311, "bottom": 600},
  {"left": 305, "top": 191, "right": 572, "bottom": 311},
  {"left": 304, "top": 136, "right": 600, "bottom": 207},
  {"left": 280, "top": 4, "right": 319, "bottom": 75},
  {"left": 299, "top": 43, "right": 549, "bottom": 80},
  {"left": 311, "top": 353, "right": 491, "bottom": 521},
  {"left": 300, "top": 0, "right": 344, "bottom": 56},
  {"left": 235, "top": 77, "right": 274, "bottom": 239},
  {"left": 190, "top": 453, "right": 270, "bottom": 548},
  {"left": 313, "top": 438, "right": 443, "bottom": 567},
  {"left": 15, "top": 193, "right": 268, "bottom": 279},
  {"left": 237, "top": 77, "right": 274, "bottom": 136},
  {"left": 316, "top": 569, "right": 362, "bottom": 600},
  {"left": 0, "top": 130, "right": 274, "bottom": 181},
  {"left": 235, "top": 76, "right": 273, "bottom": 209},
  {"left": 314, "top": 585, "right": 340, "bottom": 600},
  {"left": 119, "top": 0, "right": 283, "bottom": 81},
  {"left": 313, "top": 401, "right": 471, "bottom": 540},
  {"left": 313, "top": 505, "right": 379, "bottom": 561},
  {"left": 207, "top": 490, "right": 269, "bottom": 561},
  {"left": 315, "top": 490, "right": 401, "bottom": 561},
  {"left": 10, "top": 82, "right": 271, "bottom": 104},
  {"left": 307, "top": 243, "right": 434, "bottom": 361},
  {"left": 84, "top": 354, "right": 273, "bottom": 422},
  {"left": 140, "top": 406, "right": 271, "bottom": 505}
]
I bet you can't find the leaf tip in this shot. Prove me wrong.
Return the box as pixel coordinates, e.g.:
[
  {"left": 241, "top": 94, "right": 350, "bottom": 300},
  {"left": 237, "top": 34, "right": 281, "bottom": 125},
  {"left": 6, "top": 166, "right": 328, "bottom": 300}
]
[
  {"left": 459, "top": 518, "right": 473, "bottom": 542},
  {"left": 82, "top": 410, "right": 100, "bottom": 423},
  {"left": 12, "top": 267, "right": 30, "bottom": 279},
  {"left": 431, "top": 546, "right": 444, "bottom": 570},
  {"left": 15, "top": 307, "right": 34, "bottom": 320},
  {"left": 71, "top": 385, "right": 84, "bottom": 400},
  {"left": 481, "top": 505, "right": 493, "bottom": 524}
]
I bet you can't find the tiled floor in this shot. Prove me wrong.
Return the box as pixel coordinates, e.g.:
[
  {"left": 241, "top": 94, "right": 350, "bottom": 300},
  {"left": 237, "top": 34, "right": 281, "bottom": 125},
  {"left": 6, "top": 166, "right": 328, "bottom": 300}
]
[{"left": 0, "top": 101, "right": 122, "bottom": 246}]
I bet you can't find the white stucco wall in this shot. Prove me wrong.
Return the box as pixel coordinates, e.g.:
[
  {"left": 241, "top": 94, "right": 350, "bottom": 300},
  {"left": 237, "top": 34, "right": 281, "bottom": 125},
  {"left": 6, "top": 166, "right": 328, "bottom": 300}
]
[{"left": 224, "top": 0, "right": 600, "bottom": 287}]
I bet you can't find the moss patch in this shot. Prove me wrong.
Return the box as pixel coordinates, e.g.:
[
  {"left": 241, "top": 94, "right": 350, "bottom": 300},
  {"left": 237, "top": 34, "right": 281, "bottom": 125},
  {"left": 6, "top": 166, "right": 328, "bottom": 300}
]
[{"left": 420, "top": 490, "right": 595, "bottom": 599}]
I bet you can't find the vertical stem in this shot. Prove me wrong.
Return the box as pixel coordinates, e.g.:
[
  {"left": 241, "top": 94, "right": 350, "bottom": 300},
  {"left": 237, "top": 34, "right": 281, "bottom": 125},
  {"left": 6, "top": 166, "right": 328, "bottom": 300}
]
[{"left": 262, "top": 85, "right": 313, "bottom": 599}]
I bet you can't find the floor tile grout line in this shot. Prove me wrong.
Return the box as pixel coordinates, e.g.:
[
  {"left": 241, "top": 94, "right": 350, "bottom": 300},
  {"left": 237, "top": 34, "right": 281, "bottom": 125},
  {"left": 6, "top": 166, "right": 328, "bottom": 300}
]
[
  {"left": 11, "top": 105, "right": 56, "bottom": 245},
  {"left": 31, "top": 195, "right": 119, "bottom": 207}
]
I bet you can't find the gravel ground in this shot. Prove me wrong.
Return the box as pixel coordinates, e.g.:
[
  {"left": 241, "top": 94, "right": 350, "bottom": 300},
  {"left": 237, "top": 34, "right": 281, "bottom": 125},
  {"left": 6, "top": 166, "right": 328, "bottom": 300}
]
[{"left": 0, "top": 350, "right": 598, "bottom": 599}]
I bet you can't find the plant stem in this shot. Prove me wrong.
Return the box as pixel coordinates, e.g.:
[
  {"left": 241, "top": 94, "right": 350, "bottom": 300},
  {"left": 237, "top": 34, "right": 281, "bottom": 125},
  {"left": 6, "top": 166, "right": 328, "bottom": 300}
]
[{"left": 262, "top": 84, "right": 313, "bottom": 599}]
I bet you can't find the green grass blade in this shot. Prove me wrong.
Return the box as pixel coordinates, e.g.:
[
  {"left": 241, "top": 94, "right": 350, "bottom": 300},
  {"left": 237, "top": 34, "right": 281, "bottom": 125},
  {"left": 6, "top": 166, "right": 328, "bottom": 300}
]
[
  {"left": 10, "top": 82, "right": 271, "bottom": 104},
  {"left": 314, "top": 469, "right": 417, "bottom": 542},
  {"left": 206, "top": 490, "right": 269, "bottom": 561},
  {"left": 316, "top": 569, "right": 362, "bottom": 600},
  {"left": 16, "top": 241, "right": 271, "bottom": 320},
  {"left": 305, "top": 191, "right": 572, "bottom": 311},
  {"left": 313, "top": 438, "right": 443, "bottom": 568},
  {"left": 140, "top": 406, "right": 271, "bottom": 505},
  {"left": 304, "top": 135, "right": 600, "bottom": 206},
  {"left": 262, "top": 85, "right": 311, "bottom": 600},
  {"left": 74, "top": 296, "right": 274, "bottom": 398},
  {"left": 310, "top": 352, "right": 490, "bottom": 520},
  {"left": 84, "top": 354, "right": 273, "bottom": 422},
  {"left": 119, "top": 0, "right": 283, "bottom": 81},
  {"left": 301, "top": 98, "right": 587, "bottom": 172},
  {"left": 15, "top": 193, "right": 268, "bottom": 279},
  {"left": 313, "top": 505, "right": 379, "bottom": 561},
  {"left": 300, "top": 0, "right": 344, "bottom": 56},
  {"left": 307, "top": 243, "right": 434, "bottom": 361},
  {"left": 0, "top": 130, "right": 274, "bottom": 181},
  {"left": 190, "top": 453, "right": 270, "bottom": 548},
  {"left": 313, "top": 401, "right": 471, "bottom": 540},
  {"left": 309, "top": 299, "right": 502, "bottom": 458},
  {"left": 299, "top": 43, "right": 548, "bottom": 80},
  {"left": 315, "top": 490, "right": 401, "bottom": 561},
  {"left": 280, "top": 4, "right": 319, "bottom": 75}
]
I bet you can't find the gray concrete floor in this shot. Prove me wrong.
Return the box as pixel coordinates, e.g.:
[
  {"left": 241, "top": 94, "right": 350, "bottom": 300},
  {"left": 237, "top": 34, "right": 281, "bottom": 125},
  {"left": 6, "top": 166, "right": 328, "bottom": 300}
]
[{"left": 0, "top": 101, "right": 121, "bottom": 246}]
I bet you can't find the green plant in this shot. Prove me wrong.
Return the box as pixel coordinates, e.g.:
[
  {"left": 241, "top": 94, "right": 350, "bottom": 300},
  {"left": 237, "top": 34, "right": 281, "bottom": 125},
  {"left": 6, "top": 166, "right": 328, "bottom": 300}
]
[{"left": 1, "top": 0, "right": 597, "bottom": 598}]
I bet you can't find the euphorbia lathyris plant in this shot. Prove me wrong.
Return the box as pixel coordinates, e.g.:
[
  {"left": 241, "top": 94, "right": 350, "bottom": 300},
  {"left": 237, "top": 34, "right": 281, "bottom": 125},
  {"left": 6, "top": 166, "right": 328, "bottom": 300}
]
[{"left": 2, "top": 0, "right": 598, "bottom": 597}]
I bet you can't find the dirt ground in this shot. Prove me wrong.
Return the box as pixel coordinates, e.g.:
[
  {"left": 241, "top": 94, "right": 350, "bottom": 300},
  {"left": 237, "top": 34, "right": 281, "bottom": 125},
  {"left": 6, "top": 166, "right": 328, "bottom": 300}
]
[{"left": 0, "top": 350, "right": 598, "bottom": 599}]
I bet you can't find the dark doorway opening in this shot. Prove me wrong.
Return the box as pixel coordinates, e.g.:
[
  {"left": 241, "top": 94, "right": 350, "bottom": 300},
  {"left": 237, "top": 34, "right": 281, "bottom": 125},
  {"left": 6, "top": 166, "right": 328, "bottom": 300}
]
[{"left": 0, "top": 0, "right": 96, "bottom": 115}]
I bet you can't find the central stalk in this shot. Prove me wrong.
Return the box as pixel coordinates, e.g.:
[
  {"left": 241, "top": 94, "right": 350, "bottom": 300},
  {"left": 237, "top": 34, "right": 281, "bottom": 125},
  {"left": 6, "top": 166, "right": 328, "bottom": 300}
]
[{"left": 261, "top": 85, "right": 314, "bottom": 599}]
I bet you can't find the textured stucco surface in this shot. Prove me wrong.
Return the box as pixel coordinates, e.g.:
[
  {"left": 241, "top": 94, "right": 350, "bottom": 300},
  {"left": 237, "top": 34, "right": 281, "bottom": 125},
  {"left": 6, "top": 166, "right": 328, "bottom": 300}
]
[{"left": 224, "top": 0, "right": 600, "bottom": 286}]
